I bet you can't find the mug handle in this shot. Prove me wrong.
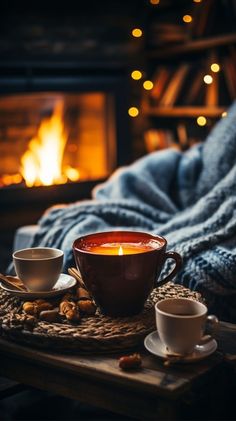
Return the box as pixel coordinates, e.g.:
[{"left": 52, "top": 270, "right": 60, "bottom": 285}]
[
  {"left": 199, "top": 315, "right": 219, "bottom": 345},
  {"left": 157, "top": 251, "right": 182, "bottom": 287}
]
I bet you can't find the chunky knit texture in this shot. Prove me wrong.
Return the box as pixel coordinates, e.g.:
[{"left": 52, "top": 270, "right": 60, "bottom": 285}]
[{"left": 31, "top": 102, "right": 236, "bottom": 322}]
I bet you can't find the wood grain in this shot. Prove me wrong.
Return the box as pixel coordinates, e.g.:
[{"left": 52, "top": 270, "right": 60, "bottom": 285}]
[{"left": 0, "top": 320, "right": 235, "bottom": 419}]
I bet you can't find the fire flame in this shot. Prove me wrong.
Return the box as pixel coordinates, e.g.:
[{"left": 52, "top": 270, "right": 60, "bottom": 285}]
[
  {"left": 118, "top": 246, "right": 123, "bottom": 256},
  {"left": 20, "top": 102, "right": 80, "bottom": 187}
]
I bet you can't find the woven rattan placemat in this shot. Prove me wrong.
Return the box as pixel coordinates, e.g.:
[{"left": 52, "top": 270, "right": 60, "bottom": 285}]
[{"left": 0, "top": 283, "right": 202, "bottom": 353}]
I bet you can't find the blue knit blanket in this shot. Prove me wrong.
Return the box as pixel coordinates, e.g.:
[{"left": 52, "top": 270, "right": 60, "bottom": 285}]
[{"left": 31, "top": 101, "right": 236, "bottom": 322}]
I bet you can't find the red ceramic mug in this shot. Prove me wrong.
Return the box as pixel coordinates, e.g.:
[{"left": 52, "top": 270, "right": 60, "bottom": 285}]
[{"left": 73, "top": 231, "right": 182, "bottom": 317}]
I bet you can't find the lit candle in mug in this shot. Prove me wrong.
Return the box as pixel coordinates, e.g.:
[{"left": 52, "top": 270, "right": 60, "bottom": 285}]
[
  {"left": 73, "top": 231, "right": 182, "bottom": 317},
  {"left": 83, "top": 241, "right": 159, "bottom": 255}
]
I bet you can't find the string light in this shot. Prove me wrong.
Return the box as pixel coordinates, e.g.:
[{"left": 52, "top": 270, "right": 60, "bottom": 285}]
[
  {"left": 203, "top": 74, "right": 213, "bottom": 84},
  {"left": 197, "top": 116, "right": 207, "bottom": 126},
  {"left": 131, "top": 70, "right": 142, "bottom": 80},
  {"left": 128, "top": 107, "right": 139, "bottom": 117},
  {"left": 132, "top": 28, "right": 143, "bottom": 38},
  {"left": 130, "top": 2, "right": 218, "bottom": 124},
  {"left": 211, "top": 63, "right": 220, "bottom": 72},
  {"left": 222, "top": 111, "right": 227, "bottom": 118},
  {"left": 143, "top": 80, "right": 154, "bottom": 90},
  {"left": 183, "top": 15, "right": 192, "bottom": 23}
]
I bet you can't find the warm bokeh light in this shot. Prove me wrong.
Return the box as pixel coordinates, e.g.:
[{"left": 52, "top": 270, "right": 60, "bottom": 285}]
[
  {"left": 143, "top": 80, "right": 154, "bottom": 90},
  {"left": 131, "top": 70, "right": 142, "bottom": 80},
  {"left": 183, "top": 15, "right": 192, "bottom": 23},
  {"left": 222, "top": 111, "right": 227, "bottom": 118},
  {"left": 150, "top": 0, "right": 160, "bottom": 4},
  {"left": 210, "top": 63, "right": 220, "bottom": 72},
  {"left": 193, "top": 0, "right": 202, "bottom": 2},
  {"left": 197, "top": 116, "right": 207, "bottom": 126},
  {"left": 132, "top": 28, "right": 143, "bottom": 38},
  {"left": 203, "top": 74, "right": 213, "bottom": 84},
  {"left": 128, "top": 107, "right": 139, "bottom": 117}
]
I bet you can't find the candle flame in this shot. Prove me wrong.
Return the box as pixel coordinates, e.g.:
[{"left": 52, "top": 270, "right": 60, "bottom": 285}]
[{"left": 118, "top": 246, "right": 123, "bottom": 256}]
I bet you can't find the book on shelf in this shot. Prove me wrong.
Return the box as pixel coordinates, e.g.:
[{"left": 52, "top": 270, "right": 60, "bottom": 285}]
[
  {"left": 150, "top": 23, "right": 186, "bottom": 33},
  {"left": 188, "top": 0, "right": 215, "bottom": 39},
  {"left": 144, "top": 129, "right": 177, "bottom": 152},
  {"left": 205, "top": 51, "right": 219, "bottom": 107},
  {"left": 176, "top": 123, "right": 189, "bottom": 149},
  {"left": 205, "top": 71, "right": 219, "bottom": 107},
  {"left": 150, "top": 67, "right": 171, "bottom": 103},
  {"left": 183, "top": 68, "right": 205, "bottom": 105},
  {"left": 149, "top": 23, "right": 188, "bottom": 46},
  {"left": 159, "top": 64, "right": 190, "bottom": 107},
  {"left": 228, "top": 44, "right": 236, "bottom": 62},
  {"left": 223, "top": 55, "right": 236, "bottom": 100}
]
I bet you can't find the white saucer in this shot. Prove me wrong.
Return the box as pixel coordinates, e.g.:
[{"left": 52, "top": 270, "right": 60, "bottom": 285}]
[
  {"left": 0, "top": 273, "right": 77, "bottom": 299},
  {"left": 144, "top": 331, "right": 217, "bottom": 363}
]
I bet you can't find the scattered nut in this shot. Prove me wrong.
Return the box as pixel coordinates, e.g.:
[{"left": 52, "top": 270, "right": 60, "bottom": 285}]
[
  {"left": 119, "top": 353, "right": 142, "bottom": 370},
  {"left": 39, "top": 309, "right": 60, "bottom": 323},
  {"left": 59, "top": 300, "right": 76, "bottom": 315},
  {"left": 65, "top": 309, "right": 80, "bottom": 322},
  {"left": 36, "top": 301, "right": 53, "bottom": 313},
  {"left": 59, "top": 300, "right": 80, "bottom": 322},
  {"left": 23, "top": 300, "right": 54, "bottom": 317},
  {"left": 75, "top": 287, "right": 91, "bottom": 301},
  {"left": 77, "top": 300, "right": 97, "bottom": 315},
  {"left": 22, "top": 302, "right": 37, "bottom": 315},
  {"left": 21, "top": 290, "right": 96, "bottom": 326}
]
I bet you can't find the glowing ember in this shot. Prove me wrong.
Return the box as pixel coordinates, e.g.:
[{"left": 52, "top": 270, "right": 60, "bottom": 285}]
[{"left": 20, "top": 102, "right": 80, "bottom": 187}]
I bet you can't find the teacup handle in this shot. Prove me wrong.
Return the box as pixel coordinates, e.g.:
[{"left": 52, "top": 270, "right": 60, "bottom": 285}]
[
  {"left": 157, "top": 251, "right": 182, "bottom": 287},
  {"left": 199, "top": 315, "right": 219, "bottom": 345}
]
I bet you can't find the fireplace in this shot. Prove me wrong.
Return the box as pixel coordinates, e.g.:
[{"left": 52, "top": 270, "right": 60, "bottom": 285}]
[
  {"left": 0, "top": 92, "right": 113, "bottom": 188},
  {"left": 0, "top": 59, "right": 132, "bottom": 209},
  {"left": 0, "top": 65, "right": 131, "bottom": 194}
]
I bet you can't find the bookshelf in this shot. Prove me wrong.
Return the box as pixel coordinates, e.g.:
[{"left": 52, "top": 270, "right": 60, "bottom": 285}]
[
  {"left": 143, "top": 106, "right": 225, "bottom": 118},
  {"left": 147, "top": 33, "right": 236, "bottom": 59},
  {"left": 142, "top": 0, "right": 236, "bottom": 152}
]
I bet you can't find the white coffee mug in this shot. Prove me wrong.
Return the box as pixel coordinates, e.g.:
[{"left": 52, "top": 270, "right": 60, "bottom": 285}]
[
  {"left": 13, "top": 247, "right": 64, "bottom": 291},
  {"left": 155, "top": 298, "right": 218, "bottom": 355}
]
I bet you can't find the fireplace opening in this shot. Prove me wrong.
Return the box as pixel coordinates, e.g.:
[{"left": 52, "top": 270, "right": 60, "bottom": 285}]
[
  {"left": 0, "top": 65, "right": 131, "bottom": 205},
  {"left": 0, "top": 91, "right": 115, "bottom": 189}
]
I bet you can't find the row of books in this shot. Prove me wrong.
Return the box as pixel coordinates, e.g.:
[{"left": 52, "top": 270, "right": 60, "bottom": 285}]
[
  {"left": 149, "top": 47, "right": 236, "bottom": 107},
  {"left": 144, "top": 124, "right": 204, "bottom": 153},
  {"left": 148, "top": 0, "right": 232, "bottom": 48},
  {"left": 148, "top": 23, "right": 189, "bottom": 47}
]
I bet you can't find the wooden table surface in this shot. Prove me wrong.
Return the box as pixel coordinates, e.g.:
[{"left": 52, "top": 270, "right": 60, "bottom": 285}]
[{"left": 0, "top": 329, "right": 232, "bottom": 421}]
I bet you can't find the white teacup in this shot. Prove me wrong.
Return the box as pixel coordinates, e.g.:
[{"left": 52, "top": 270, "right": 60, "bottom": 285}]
[
  {"left": 13, "top": 247, "right": 64, "bottom": 292},
  {"left": 155, "top": 298, "right": 218, "bottom": 355}
]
